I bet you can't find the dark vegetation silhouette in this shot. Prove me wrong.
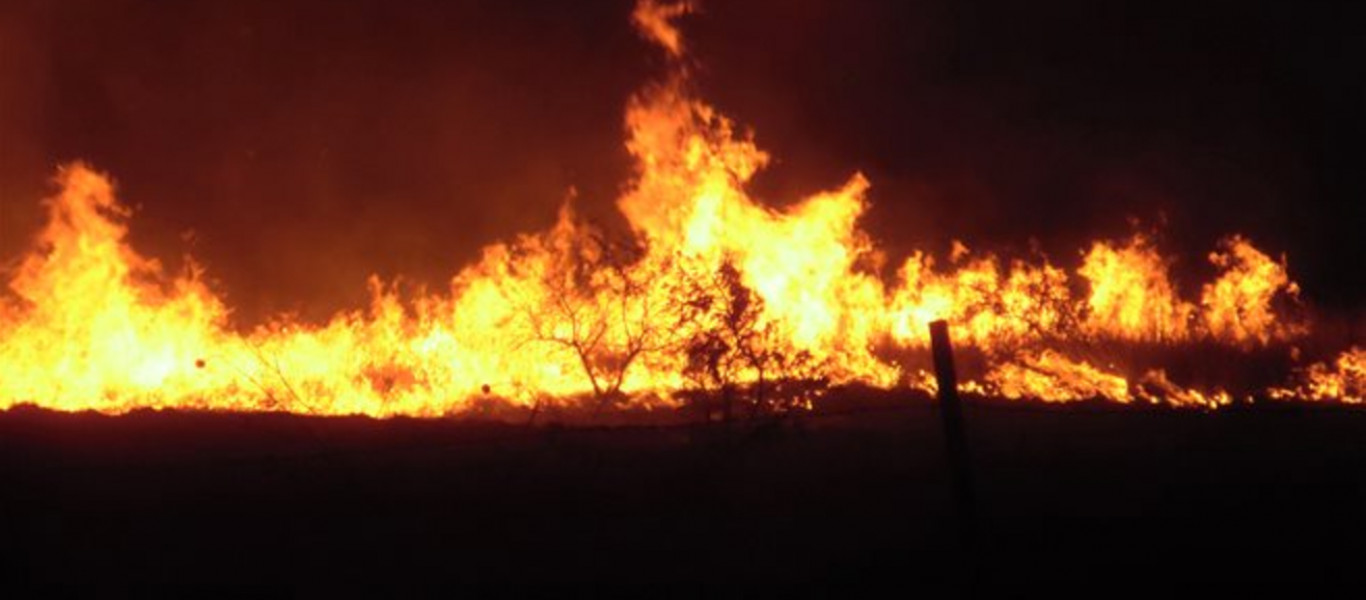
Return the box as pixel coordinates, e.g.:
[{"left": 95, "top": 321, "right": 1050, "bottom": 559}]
[
  {"left": 681, "top": 260, "right": 830, "bottom": 422},
  {"left": 514, "top": 210, "right": 832, "bottom": 423},
  {"left": 517, "top": 212, "right": 692, "bottom": 413}
]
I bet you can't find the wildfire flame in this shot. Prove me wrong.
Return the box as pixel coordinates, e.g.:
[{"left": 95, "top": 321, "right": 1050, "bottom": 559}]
[
  {"left": 1271, "top": 348, "right": 1365, "bottom": 404},
  {"left": 0, "top": 1, "right": 1351, "bottom": 417}
]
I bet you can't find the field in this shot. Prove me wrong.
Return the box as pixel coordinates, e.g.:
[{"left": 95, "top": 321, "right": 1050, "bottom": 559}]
[{"left": 2, "top": 396, "right": 1363, "bottom": 588}]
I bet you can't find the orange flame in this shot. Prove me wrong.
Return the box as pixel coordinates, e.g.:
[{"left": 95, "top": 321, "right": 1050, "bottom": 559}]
[
  {"left": 632, "top": 0, "right": 695, "bottom": 58},
  {"left": 1272, "top": 348, "right": 1364, "bottom": 404},
  {"left": 0, "top": 1, "right": 1349, "bottom": 416}
]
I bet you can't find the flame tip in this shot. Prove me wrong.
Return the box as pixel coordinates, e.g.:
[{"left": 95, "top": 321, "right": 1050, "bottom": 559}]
[{"left": 0, "top": 3, "right": 1341, "bottom": 416}]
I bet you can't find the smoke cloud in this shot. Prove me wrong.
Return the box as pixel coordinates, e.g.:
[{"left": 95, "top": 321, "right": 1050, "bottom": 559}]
[{"left": 1, "top": 0, "right": 1360, "bottom": 324}]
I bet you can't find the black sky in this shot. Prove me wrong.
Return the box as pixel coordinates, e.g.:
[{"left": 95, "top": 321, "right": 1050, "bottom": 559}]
[{"left": 1, "top": 0, "right": 1360, "bottom": 324}]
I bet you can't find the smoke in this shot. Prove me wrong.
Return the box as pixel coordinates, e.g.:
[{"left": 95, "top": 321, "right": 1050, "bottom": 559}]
[
  {"left": 0, "top": 0, "right": 652, "bottom": 324},
  {"left": 0, "top": 2, "right": 50, "bottom": 268},
  {"left": 680, "top": 0, "right": 1362, "bottom": 313},
  {"left": 0, "top": 0, "right": 1360, "bottom": 326}
]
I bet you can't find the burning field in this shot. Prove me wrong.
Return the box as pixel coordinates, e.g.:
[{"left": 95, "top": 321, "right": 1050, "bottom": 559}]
[
  {"left": 1, "top": 0, "right": 1363, "bottom": 587},
  {"left": 0, "top": 1, "right": 1359, "bottom": 417}
]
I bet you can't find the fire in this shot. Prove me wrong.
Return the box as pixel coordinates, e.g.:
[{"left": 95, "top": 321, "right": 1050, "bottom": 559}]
[
  {"left": 1201, "top": 236, "right": 1304, "bottom": 346},
  {"left": 0, "top": 166, "right": 231, "bottom": 412},
  {"left": 1078, "top": 235, "right": 1194, "bottom": 343},
  {"left": 0, "top": 1, "right": 1354, "bottom": 416},
  {"left": 632, "top": 0, "right": 695, "bottom": 58},
  {"left": 1272, "top": 348, "right": 1365, "bottom": 404},
  {"left": 986, "top": 350, "right": 1134, "bottom": 404}
]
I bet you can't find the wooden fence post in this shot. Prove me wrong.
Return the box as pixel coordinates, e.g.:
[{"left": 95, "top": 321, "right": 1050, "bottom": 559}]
[{"left": 929, "top": 319, "right": 977, "bottom": 550}]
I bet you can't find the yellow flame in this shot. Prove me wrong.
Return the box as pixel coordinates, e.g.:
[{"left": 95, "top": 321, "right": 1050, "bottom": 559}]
[
  {"left": 0, "top": 0, "right": 1345, "bottom": 416},
  {"left": 1201, "top": 236, "right": 1303, "bottom": 345},
  {"left": 985, "top": 350, "right": 1133, "bottom": 403},
  {"left": 1078, "top": 235, "right": 1194, "bottom": 343},
  {"left": 1271, "top": 348, "right": 1364, "bottom": 404}
]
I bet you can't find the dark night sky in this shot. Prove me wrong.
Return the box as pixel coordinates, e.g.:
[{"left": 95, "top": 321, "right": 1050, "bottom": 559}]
[{"left": 1, "top": 0, "right": 1361, "bottom": 325}]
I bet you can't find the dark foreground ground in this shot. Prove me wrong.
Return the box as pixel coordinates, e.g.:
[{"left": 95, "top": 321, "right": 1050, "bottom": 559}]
[{"left": 1, "top": 398, "right": 1364, "bottom": 590}]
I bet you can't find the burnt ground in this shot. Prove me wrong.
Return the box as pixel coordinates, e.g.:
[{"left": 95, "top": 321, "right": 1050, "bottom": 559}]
[{"left": 1, "top": 398, "right": 1364, "bottom": 590}]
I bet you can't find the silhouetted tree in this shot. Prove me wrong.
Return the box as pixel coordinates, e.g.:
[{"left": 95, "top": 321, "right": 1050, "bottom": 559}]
[
  {"left": 682, "top": 260, "right": 829, "bottom": 421},
  {"left": 518, "top": 210, "right": 693, "bottom": 411}
]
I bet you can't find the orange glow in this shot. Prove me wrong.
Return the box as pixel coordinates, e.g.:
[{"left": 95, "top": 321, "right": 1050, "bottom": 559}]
[
  {"left": 632, "top": 0, "right": 694, "bottom": 58},
  {"left": 1272, "top": 348, "right": 1364, "bottom": 404},
  {"left": 1201, "top": 236, "right": 1304, "bottom": 345},
  {"left": 985, "top": 350, "right": 1134, "bottom": 404},
  {"left": 0, "top": 1, "right": 1352, "bottom": 416},
  {"left": 1078, "top": 235, "right": 1194, "bottom": 343}
]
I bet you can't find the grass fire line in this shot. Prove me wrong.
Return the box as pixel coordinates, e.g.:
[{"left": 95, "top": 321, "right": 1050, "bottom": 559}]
[{"left": 0, "top": 0, "right": 1361, "bottom": 417}]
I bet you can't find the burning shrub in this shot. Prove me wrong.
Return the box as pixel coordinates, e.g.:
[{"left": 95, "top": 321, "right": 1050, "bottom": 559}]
[{"left": 681, "top": 261, "right": 830, "bottom": 421}]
